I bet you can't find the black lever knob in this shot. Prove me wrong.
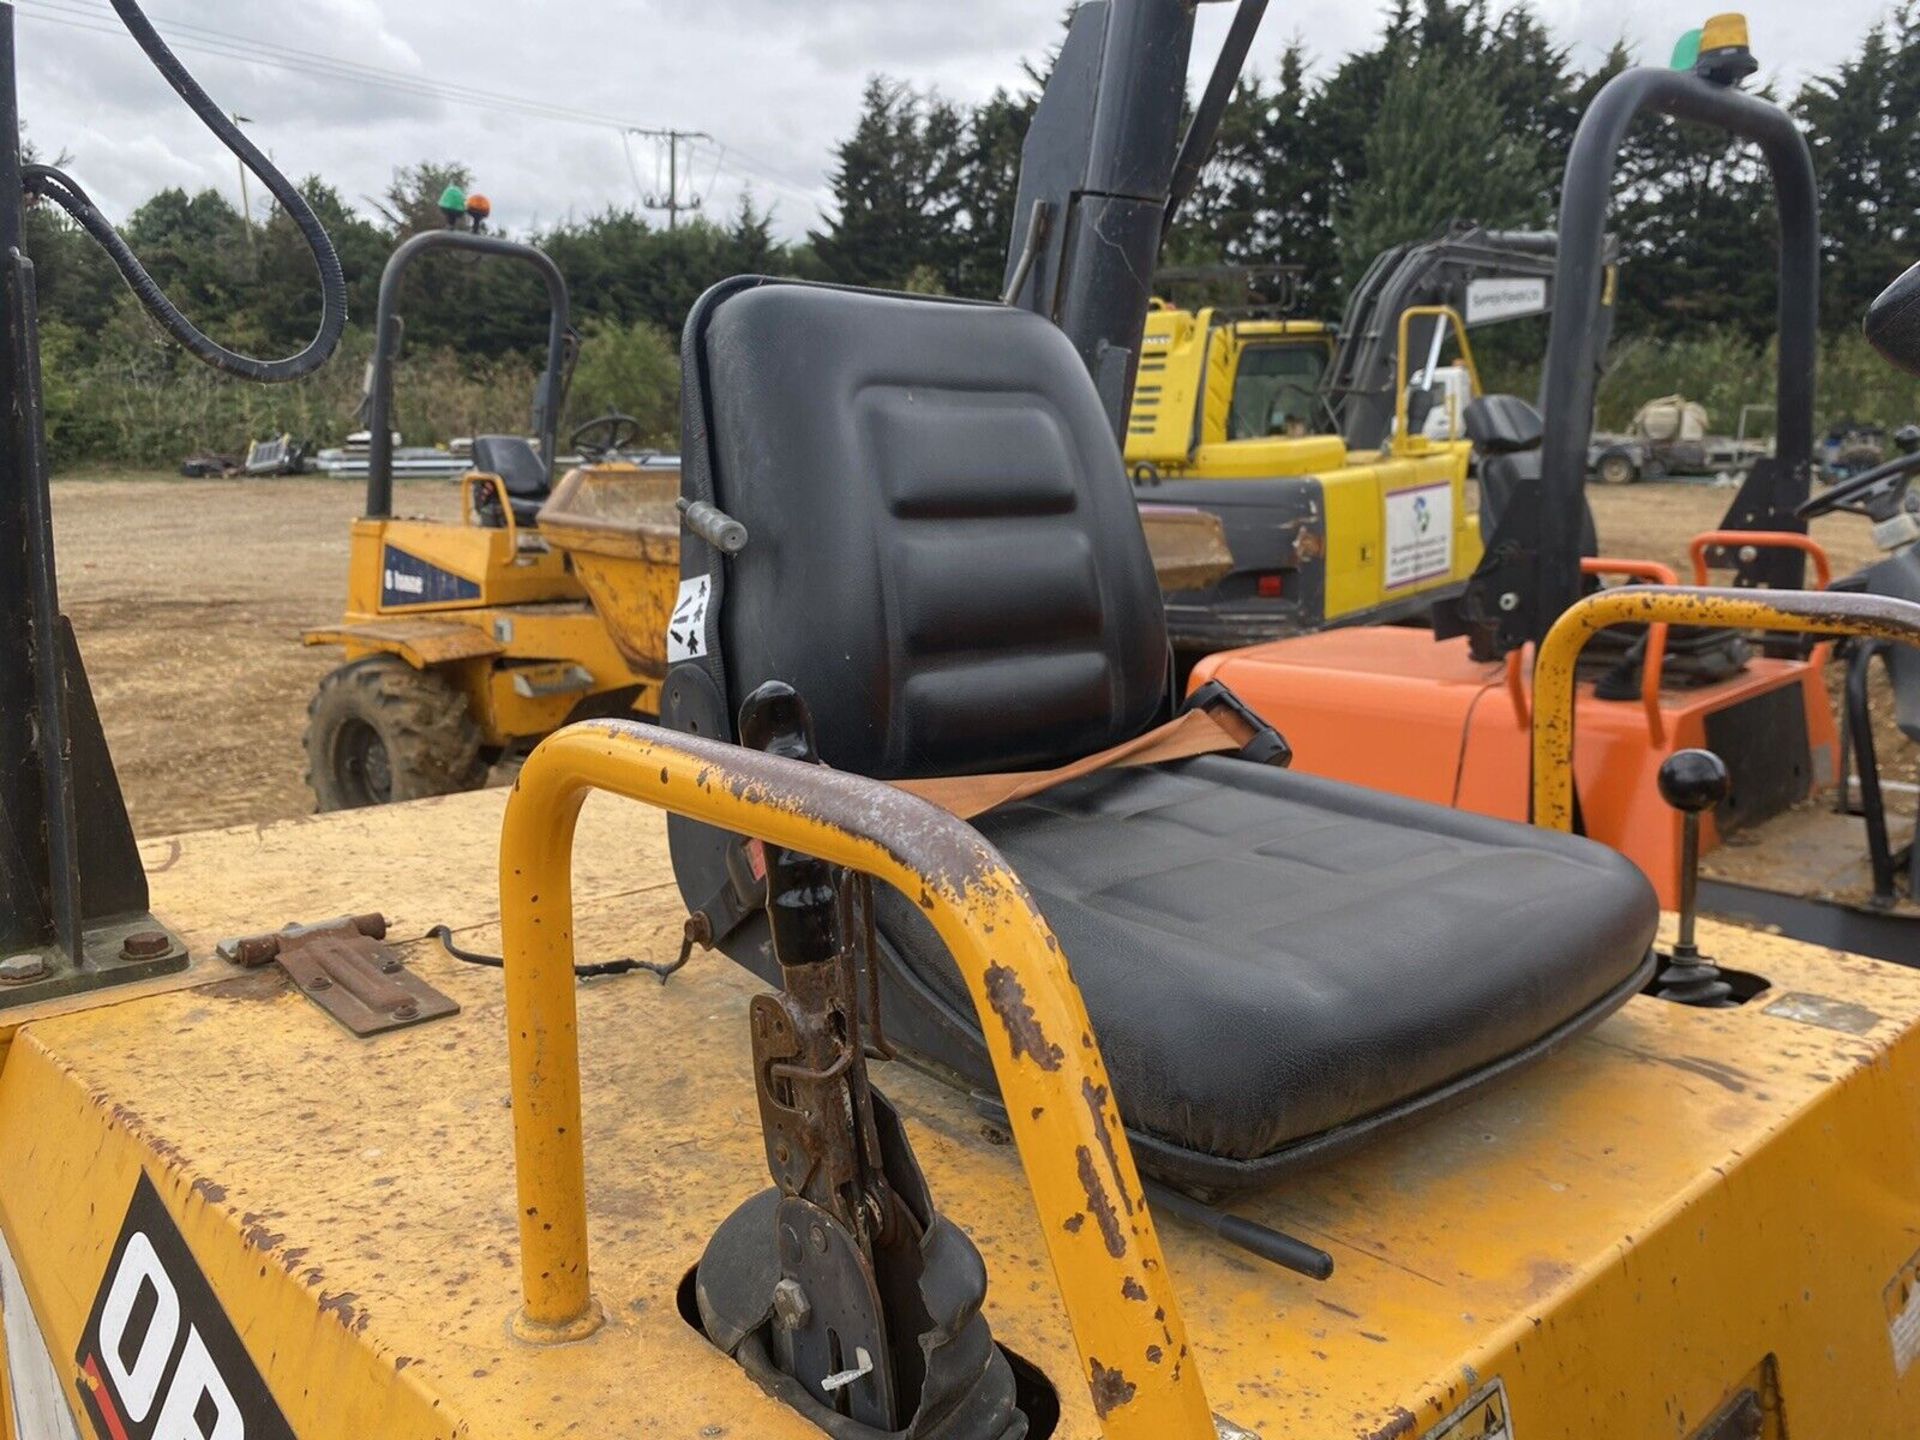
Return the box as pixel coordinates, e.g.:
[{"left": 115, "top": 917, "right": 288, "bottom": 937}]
[
  {"left": 1655, "top": 749, "right": 1734, "bottom": 1007},
  {"left": 1658, "top": 749, "right": 1730, "bottom": 815}
]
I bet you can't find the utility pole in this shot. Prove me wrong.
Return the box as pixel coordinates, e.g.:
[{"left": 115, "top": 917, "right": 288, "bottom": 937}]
[
  {"left": 232, "top": 112, "right": 255, "bottom": 254},
  {"left": 632, "top": 127, "right": 711, "bottom": 230}
]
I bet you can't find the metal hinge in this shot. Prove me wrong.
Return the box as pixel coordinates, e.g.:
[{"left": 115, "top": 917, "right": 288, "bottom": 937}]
[{"left": 215, "top": 912, "right": 458, "bottom": 1037}]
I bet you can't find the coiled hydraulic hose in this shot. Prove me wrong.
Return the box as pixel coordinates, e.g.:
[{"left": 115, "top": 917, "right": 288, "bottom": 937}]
[{"left": 19, "top": 0, "right": 346, "bottom": 382}]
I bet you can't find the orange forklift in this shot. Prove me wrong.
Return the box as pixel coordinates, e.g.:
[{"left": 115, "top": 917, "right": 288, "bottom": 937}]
[{"left": 1194, "top": 19, "right": 1918, "bottom": 958}]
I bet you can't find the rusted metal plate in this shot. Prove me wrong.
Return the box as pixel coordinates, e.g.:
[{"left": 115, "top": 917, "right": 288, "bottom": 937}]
[
  {"left": 301, "top": 618, "right": 504, "bottom": 667},
  {"left": 216, "top": 913, "right": 458, "bottom": 1037}
]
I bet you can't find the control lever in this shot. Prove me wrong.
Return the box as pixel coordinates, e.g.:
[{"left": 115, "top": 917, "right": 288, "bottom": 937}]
[
  {"left": 678, "top": 496, "right": 749, "bottom": 554},
  {"left": 693, "top": 681, "right": 1023, "bottom": 1440},
  {"left": 1654, "top": 749, "right": 1735, "bottom": 1007}
]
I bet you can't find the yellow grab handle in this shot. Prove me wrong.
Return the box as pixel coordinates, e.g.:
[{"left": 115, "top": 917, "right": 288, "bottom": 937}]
[
  {"left": 1532, "top": 585, "right": 1920, "bottom": 831},
  {"left": 498, "top": 718, "right": 1214, "bottom": 1437}
]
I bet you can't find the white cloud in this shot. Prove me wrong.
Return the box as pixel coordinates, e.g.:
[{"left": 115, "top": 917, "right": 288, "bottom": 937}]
[{"left": 9, "top": 0, "right": 1904, "bottom": 243}]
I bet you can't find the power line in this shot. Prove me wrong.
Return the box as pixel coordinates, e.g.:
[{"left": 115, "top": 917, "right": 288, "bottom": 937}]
[
  {"left": 16, "top": 0, "right": 830, "bottom": 221},
  {"left": 14, "top": 0, "right": 672, "bottom": 135},
  {"left": 633, "top": 127, "right": 709, "bottom": 230}
]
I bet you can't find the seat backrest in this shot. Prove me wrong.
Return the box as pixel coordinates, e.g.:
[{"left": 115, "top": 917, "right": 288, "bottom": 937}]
[
  {"left": 471, "top": 435, "right": 549, "bottom": 499},
  {"left": 1464, "top": 394, "right": 1544, "bottom": 456},
  {"left": 671, "top": 278, "right": 1169, "bottom": 778}
]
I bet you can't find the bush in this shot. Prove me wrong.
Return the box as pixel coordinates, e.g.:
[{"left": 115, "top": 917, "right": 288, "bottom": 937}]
[
  {"left": 563, "top": 317, "right": 679, "bottom": 445},
  {"left": 39, "top": 295, "right": 547, "bottom": 468},
  {"left": 1481, "top": 324, "right": 1920, "bottom": 438}
]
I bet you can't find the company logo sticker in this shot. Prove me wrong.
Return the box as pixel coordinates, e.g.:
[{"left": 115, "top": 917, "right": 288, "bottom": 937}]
[
  {"left": 380, "top": 545, "right": 481, "bottom": 609},
  {"left": 76, "top": 1173, "right": 293, "bottom": 1440}
]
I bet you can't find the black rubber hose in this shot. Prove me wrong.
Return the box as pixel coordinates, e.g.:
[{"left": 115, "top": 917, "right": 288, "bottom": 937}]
[
  {"left": 424, "top": 924, "right": 689, "bottom": 983},
  {"left": 20, "top": 0, "right": 346, "bottom": 382}
]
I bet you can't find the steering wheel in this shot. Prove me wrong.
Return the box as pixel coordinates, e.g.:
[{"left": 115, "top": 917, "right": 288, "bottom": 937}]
[
  {"left": 569, "top": 412, "right": 645, "bottom": 461},
  {"left": 1796, "top": 447, "right": 1920, "bottom": 522}
]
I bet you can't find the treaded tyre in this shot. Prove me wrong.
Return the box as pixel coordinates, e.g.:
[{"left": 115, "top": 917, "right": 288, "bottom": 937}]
[
  {"left": 304, "top": 656, "right": 488, "bottom": 811},
  {"left": 1596, "top": 451, "right": 1639, "bottom": 485}
]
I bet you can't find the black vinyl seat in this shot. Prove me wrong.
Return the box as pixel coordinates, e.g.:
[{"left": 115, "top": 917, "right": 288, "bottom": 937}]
[
  {"left": 667, "top": 279, "right": 1659, "bottom": 1192},
  {"left": 470, "top": 434, "right": 548, "bottom": 526}
]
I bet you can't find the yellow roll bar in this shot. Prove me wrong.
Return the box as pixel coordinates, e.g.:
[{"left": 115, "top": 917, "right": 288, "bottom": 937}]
[
  {"left": 1393, "top": 303, "right": 1482, "bottom": 451},
  {"left": 1532, "top": 585, "right": 1920, "bottom": 831},
  {"left": 498, "top": 719, "right": 1214, "bottom": 1437}
]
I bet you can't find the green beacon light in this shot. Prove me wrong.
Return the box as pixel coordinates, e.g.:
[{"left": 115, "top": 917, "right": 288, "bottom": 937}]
[
  {"left": 1670, "top": 28, "right": 1703, "bottom": 71},
  {"left": 438, "top": 184, "right": 469, "bottom": 229}
]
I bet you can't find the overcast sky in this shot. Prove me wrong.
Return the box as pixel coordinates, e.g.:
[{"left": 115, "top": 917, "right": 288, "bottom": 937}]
[{"left": 11, "top": 0, "right": 1909, "bottom": 242}]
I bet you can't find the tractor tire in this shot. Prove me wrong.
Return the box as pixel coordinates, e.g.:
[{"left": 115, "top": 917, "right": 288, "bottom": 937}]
[
  {"left": 304, "top": 657, "right": 488, "bottom": 812},
  {"left": 1596, "top": 451, "right": 1640, "bottom": 486}
]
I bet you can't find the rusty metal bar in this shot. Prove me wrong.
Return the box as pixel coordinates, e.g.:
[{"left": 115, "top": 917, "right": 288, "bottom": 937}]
[
  {"left": 497, "top": 719, "right": 1214, "bottom": 1437},
  {"left": 1533, "top": 586, "right": 1920, "bottom": 831}
]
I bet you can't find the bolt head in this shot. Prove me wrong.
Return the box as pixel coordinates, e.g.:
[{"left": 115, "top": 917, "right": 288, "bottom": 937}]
[
  {"left": 809, "top": 1223, "right": 829, "bottom": 1254},
  {"left": 771, "top": 1278, "right": 811, "bottom": 1331},
  {"left": 0, "top": 953, "right": 47, "bottom": 982},
  {"left": 1499, "top": 591, "right": 1520, "bottom": 612},
  {"left": 305, "top": 974, "right": 333, "bottom": 991},
  {"left": 120, "top": 929, "right": 171, "bottom": 960},
  {"left": 392, "top": 1000, "right": 419, "bottom": 1021}
]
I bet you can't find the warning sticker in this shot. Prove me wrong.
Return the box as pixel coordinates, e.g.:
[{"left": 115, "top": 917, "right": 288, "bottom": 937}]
[
  {"left": 1886, "top": 1247, "right": 1920, "bottom": 1375},
  {"left": 1384, "top": 483, "right": 1454, "bottom": 590},
  {"left": 1429, "top": 1379, "right": 1514, "bottom": 1439},
  {"left": 667, "top": 574, "right": 711, "bottom": 662}
]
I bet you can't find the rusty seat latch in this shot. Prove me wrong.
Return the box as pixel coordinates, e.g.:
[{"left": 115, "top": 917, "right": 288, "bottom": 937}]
[{"left": 215, "top": 912, "right": 459, "bottom": 1037}]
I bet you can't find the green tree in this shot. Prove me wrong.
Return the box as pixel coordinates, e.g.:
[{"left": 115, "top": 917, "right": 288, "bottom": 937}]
[
  {"left": 1797, "top": 7, "right": 1920, "bottom": 335},
  {"left": 811, "top": 78, "right": 969, "bottom": 290},
  {"left": 1337, "top": 53, "right": 1550, "bottom": 279}
]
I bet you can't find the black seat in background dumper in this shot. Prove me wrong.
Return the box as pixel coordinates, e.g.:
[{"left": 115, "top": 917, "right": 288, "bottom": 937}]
[
  {"left": 470, "top": 434, "right": 548, "bottom": 526},
  {"left": 667, "top": 279, "right": 1659, "bottom": 1193}
]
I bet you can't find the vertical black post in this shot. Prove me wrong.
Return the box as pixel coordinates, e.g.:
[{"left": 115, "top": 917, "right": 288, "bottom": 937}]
[
  {"left": 1001, "top": 0, "right": 1200, "bottom": 440},
  {"left": 0, "top": 8, "right": 57, "bottom": 953}
]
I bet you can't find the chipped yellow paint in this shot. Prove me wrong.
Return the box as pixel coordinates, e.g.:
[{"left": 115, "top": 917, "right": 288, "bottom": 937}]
[
  {"left": 498, "top": 720, "right": 1213, "bottom": 1435},
  {"left": 5, "top": 782, "right": 1920, "bottom": 1435},
  {"left": 1534, "top": 585, "right": 1920, "bottom": 831}
]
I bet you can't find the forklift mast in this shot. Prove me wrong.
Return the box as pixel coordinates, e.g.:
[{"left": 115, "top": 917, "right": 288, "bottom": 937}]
[
  {"left": 1003, "top": 0, "right": 1267, "bottom": 441},
  {"left": 1460, "top": 52, "right": 1819, "bottom": 656}
]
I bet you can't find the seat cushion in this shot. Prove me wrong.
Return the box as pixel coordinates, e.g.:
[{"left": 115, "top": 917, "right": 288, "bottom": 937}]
[{"left": 874, "top": 756, "right": 1657, "bottom": 1189}]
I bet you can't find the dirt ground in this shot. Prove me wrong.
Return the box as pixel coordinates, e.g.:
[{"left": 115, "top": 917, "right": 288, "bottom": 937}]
[
  {"left": 53, "top": 474, "right": 461, "bottom": 836},
  {"left": 47, "top": 470, "right": 1918, "bottom": 839}
]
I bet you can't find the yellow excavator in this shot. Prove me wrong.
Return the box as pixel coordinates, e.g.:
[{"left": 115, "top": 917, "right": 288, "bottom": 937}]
[
  {"left": 1124, "top": 228, "right": 1602, "bottom": 651},
  {"left": 9, "top": 4, "right": 1920, "bottom": 1439}
]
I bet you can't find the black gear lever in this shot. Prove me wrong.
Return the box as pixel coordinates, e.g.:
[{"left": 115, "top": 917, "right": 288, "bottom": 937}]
[{"left": 1654, "top": 749, "right": 1736, "bottom": 1007}]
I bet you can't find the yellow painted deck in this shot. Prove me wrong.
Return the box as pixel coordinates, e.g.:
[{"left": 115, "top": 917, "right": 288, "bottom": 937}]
[{"left": 4, "top": 788, "right": 1920, "bottom": 1437}]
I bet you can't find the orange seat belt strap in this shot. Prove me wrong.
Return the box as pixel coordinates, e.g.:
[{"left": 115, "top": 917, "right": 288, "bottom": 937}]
[{"left": 893, "top": 704, "right": 1259, "bottom": 822}]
